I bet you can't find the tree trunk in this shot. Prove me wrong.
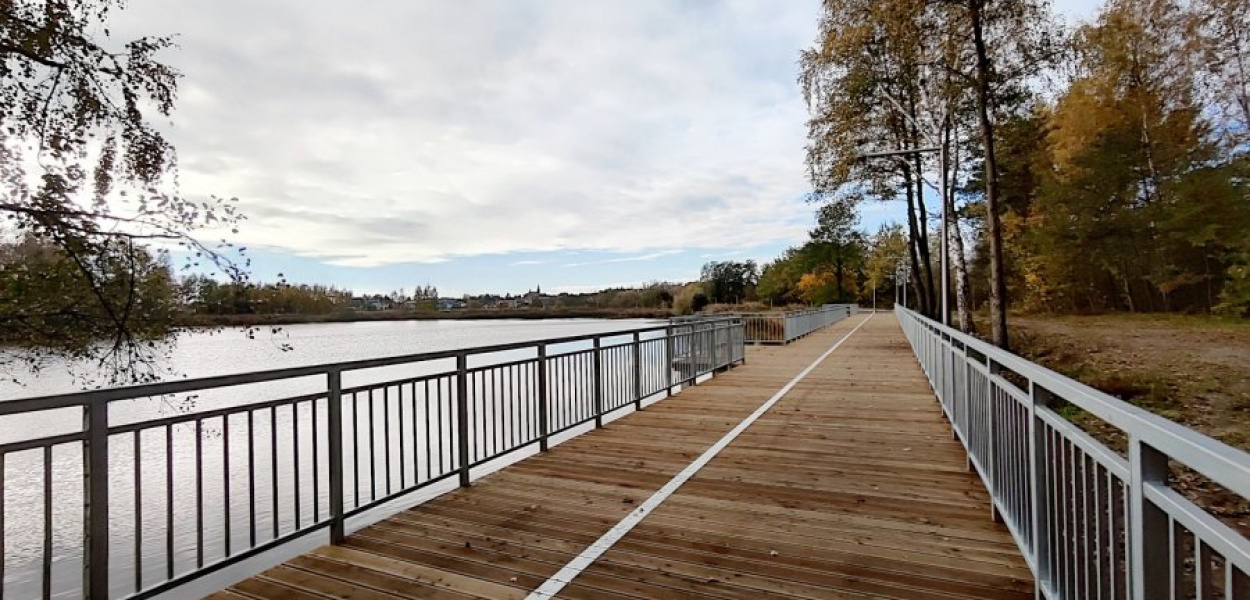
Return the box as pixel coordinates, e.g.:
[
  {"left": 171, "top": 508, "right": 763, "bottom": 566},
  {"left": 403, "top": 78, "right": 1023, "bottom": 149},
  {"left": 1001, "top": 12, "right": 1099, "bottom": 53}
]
[
  {"left": 969, "top": 0, "right": 1010, "bottom": 350},
  {"left": 914, "top": 151, "right": 938, "bottom": 318},
  {"left": 902, "top": 167, "right": 931, "bottom": 316},
  {"left": 945, "top": 118, "right": 975, "bottom": 334}
]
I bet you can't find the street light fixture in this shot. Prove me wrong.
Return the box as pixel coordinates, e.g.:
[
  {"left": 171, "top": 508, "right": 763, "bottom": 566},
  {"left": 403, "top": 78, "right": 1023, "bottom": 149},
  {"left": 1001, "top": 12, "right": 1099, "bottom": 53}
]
[
  {"left": 895, "top": 262, "right": 912, "bottom": 308},
  {"left": 855, "top": 102, "right": 951, "bottom": 327}
]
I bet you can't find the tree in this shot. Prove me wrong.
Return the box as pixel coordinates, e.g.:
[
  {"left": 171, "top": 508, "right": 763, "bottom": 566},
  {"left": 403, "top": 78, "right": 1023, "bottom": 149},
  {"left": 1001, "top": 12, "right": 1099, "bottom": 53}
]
[
  {"left": 1, "top": 235, "right": 177, "bottom": 379},
  {"left": 863, "top": 224, "right": 908, "bottom": 307},
  {"left": 960, "top": 0, "right": 1060, "bottom": 347},
  {"left": 699, "top": 261, "right": 759, "bottom": 304},
  {"left": 799, "top": 0, "right": 939, "bottom": 317},
  {"left": 2, "top": 1, "right": 243, "bottom": 383},
  {"left": 672, "top": 283, "right": 709, "bottom": 315},
  {"left": 809, "top": 200, "right": 866, "bottom": 302},
  {"left": 757, "top": 247, "right": 807, "bottom": 306},
  {"left": 1020, "top": 0, "right": 1250, "bottom": 314},
  {"left": 1190, "top": 0, "right": 1250, "bottom": 153}
]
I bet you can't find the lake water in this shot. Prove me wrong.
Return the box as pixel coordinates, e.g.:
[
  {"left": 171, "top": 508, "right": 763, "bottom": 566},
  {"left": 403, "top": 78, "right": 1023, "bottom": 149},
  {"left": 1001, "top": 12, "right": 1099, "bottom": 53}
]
[{"left": 0, "top": 318, "right": 671, "bottom": 599}]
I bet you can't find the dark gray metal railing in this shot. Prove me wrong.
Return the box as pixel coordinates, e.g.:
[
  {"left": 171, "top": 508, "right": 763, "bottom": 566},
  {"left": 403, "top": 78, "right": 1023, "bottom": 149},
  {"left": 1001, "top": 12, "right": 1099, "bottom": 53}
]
[
  {"left": 0, "top": 318, "right": 744, "bottom": 599},
  {"left": 896, "top": 306, "right": 1250, "bottom": 600},
  {"left": 732, "top": 305, "right": 852, "bottom": 344}
]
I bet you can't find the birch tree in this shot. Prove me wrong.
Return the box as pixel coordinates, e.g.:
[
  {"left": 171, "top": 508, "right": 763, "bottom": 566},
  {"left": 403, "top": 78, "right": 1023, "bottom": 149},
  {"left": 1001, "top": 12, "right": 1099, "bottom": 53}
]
[{"left": 2, "top": 1, "right": 245, "bottom": 383}]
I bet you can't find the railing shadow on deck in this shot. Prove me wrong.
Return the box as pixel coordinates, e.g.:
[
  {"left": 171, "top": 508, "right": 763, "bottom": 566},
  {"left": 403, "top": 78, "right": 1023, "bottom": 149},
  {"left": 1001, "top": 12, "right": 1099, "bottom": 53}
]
[
  {"left": 0, "top": 318, "right": 758, "bottom": 599},
  {"left": 896, "top": 306, "right": 1250, "bottom": 600}
]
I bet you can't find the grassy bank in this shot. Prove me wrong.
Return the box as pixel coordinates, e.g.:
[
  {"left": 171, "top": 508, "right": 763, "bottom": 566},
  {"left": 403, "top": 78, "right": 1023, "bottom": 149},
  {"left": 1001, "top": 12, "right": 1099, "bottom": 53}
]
[
  {"left": 176, "top": 307, "right": 674, "bottom": 328},
  {"left": 984, "top": 312, "right": 1250, "bottom": 529}
]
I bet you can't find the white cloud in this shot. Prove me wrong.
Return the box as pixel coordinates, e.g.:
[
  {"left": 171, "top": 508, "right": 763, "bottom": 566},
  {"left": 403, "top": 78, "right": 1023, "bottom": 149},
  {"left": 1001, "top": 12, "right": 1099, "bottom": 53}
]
[
  {"left": 111, "top": 1, "right": 821, "bottom": 266},
  {"left": 562, "top": 249, "right": 682, "bottom": 267}
]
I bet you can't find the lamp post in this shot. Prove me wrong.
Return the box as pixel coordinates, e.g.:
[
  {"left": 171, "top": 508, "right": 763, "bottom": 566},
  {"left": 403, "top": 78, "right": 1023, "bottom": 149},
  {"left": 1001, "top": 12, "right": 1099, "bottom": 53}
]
[
  {"left": 895, "top": 262, "right": 912, "bottom": 310},
  {"left": 861, "top": 92, "right": 952, "bottom": 327},
  {"left": 857, "top": 144, "right": 949, "bottom": 326}
]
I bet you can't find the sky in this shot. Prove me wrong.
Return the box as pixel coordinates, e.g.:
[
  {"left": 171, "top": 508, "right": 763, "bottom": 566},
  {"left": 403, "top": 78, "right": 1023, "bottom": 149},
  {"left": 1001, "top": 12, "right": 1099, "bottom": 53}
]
[{"left": 110, "top": 0, "right": 1101, "bottom": 297}]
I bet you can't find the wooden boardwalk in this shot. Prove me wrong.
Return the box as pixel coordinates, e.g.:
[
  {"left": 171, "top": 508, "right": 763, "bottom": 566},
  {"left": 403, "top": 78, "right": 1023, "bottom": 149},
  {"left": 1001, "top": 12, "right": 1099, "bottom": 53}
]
[{"left": 211, "top": 313, "right": 1033, "bottom": 600}]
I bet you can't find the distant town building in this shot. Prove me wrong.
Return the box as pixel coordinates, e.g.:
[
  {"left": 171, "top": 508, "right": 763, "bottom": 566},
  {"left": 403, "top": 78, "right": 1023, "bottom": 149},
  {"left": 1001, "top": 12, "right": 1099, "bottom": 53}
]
[
  {"left": 437, "top": 297, "right": 466, "bottom": 311},
  {"left": 350, "top": 294, "right": 395, "bottom": 311},
  {"left": 521, "top": 285, "right": 555, "bottom": 308}
]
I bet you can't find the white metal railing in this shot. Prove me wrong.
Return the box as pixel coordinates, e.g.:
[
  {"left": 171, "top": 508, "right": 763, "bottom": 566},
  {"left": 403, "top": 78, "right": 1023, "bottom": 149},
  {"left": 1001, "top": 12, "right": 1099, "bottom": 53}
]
[
  {"left": 895, "top": 306, "right": 1250, "bottom": 600},
  {"left": 0, "top": 319, "right": 744, "bottom": 600}
]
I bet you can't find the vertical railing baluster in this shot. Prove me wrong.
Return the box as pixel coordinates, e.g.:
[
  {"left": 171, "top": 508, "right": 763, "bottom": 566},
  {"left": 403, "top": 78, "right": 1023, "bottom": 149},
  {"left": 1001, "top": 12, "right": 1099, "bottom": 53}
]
[
  {"left": 327, "top": 370, "right": 345, "bottom": 545},
  {"left": 43, "top": 445, "right": 52, "bottom": 600},
  {"left": 383, "top": 387, "right": 391, "bottom": 497},
  {"left": 246, "top": 413, "right": 256, "bottom": 549},
  {"left": 222, "top": 417, "right": 231, "bottom": 558},
  {"left": 366, "top": 391, "right": 376, "bottom": 503},
  {"left": 422, "top": 380, "right": 431, "bottom": 479},
  {"left": 1030, "top": 382, "right": 1050, "bottom": 596},
  {"left": 538, "top": 345, "right": 549, "bottom": 451},
  {"left": 134, "top": 430, "right": 144, "bottom": 592},
  {"left": 986, "top": 358, "right": 999, "bottom": 522},
  {"left": 632, "top": 332, "right": 643, "bottom": 410},
  {"left": 0, "top": 453, "right": 5, "bottom": 596},
  {"left": 456, "top": 353, "right": 471, "bottom": 487},
  {"left": 84, "top": 398, "right": 109, "bottom": 599},
  {"left": 312, "top": 399, "right": 320, "bottom": 523},
  {"left": 665, "top": 326, "right": 674, "bottom": 397},
  {"left": 270, "top": 405, "right": 279, "bottom": 539},
  {"left": 398, "top": 389, "right": 406, "bottom": 491},
  {"left": 292, "top": 401, "right": 301, "bottom": 529},
  {"left": 195, "top": 418, "right": 205, "bottom": 568},
  {"left": 593, "top": 338, "right": 604, "bottom": 428}
]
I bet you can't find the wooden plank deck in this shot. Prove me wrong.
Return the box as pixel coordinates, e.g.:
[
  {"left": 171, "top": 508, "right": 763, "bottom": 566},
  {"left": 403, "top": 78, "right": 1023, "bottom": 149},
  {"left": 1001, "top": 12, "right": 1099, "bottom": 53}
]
[{"left": 212, "top": 313, "right": 1033, "bottom": 600}]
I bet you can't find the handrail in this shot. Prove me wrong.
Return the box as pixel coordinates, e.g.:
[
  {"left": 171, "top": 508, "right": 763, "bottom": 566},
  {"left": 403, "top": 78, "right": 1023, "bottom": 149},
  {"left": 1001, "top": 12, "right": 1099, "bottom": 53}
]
[
  {"left": 0, "top": 318, "right": 746, "bottom": 599},
  {"left": 674, "top": 305, "right": 854, "bottom": 344},
  {"left": 743, "top": 305, "right": 852, "bottom": 344},
  {"left": 0, "top": 318, "right": 741, "bottom": 417},
  {"left": 894, "top": 306, "right": 1250, "bottom": 599}
]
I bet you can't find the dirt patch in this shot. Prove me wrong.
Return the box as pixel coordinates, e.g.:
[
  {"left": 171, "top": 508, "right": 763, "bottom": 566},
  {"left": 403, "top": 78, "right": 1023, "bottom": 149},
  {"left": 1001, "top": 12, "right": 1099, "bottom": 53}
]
[
  {"left": 981, "top": 313, "right": 1250, "bottom": 533},
  {"left": 1008, "top": 314, "right": 1250, "bottom": 451}
]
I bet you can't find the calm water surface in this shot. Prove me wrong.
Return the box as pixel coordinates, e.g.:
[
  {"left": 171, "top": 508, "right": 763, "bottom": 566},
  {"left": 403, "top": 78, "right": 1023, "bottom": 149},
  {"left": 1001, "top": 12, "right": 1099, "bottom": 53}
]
[{"left": 0, "top": 318, "right": 664, "bottom": 599}]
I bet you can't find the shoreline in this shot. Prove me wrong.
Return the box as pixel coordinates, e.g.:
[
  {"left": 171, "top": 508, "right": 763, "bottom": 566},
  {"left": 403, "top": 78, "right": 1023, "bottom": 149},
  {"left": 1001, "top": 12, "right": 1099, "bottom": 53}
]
[{"left": 176, "top": 307, "right": 675, "bottom": 328}]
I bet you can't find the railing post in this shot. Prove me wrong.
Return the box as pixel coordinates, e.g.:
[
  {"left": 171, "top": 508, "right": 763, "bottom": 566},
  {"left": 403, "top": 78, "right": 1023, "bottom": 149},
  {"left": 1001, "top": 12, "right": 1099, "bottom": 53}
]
[
  {"left": 735, "top": 321, "right": 745, "bottom": 365},
  {"left": 632, "top": 332, "right": 643, "bottom": 410},
  {"left": 327, "top": 370, "right": 346, "bottom": 544},
  {"left": 593, "top": 337, "right": 604, "bottom": 428},
  {"left": 456, "top": 353, "right": 471, "bottom": 487},
  {"left": 537, "top": 344, "right": 549, "bottom": 451},
  {"left": 1029, "top": 381, "right": 1050, "bottom": 594},
  {"left": 664, "top": 325, "right": 674, "bottom": 397},
  {"left": 696, "top": 324, "right": 704, "bottom": 378},
  {"left": 1129, "top": 439, "right": 1169, "bottom": 600},
  {"left": 83, "top": 398, "right": 109, "bottom": 599},
  {"left": 715, "top": 322, "right": 725, "bottom": 375}
]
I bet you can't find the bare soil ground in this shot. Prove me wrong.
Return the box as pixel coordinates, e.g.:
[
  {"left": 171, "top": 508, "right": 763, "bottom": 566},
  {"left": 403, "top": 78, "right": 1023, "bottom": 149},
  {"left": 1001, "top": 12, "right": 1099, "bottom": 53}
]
[{"left": 996, "top": 313, "right": 1250, "bottom": 532}]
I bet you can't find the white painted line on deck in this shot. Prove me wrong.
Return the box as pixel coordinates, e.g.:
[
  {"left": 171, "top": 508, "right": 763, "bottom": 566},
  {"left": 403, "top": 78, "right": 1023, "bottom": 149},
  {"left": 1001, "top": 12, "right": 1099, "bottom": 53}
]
[{"left": 523, "top": 312, "right": 874, "bottom": 600}]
